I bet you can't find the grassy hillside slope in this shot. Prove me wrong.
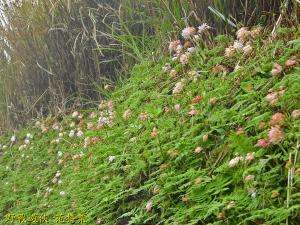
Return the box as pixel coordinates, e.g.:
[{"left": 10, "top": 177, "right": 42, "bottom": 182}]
[{"left": 1, "top": 26, "right": 300, "bottom": 225}]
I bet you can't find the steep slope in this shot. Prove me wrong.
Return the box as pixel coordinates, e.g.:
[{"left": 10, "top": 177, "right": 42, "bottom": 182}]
[{"left": 1, "top": 26, "right": 300, "bottom": 225}]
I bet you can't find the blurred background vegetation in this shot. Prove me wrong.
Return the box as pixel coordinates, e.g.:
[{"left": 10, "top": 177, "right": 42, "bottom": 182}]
[{"left": 0, "top": 0, "right": 299, "bottom": 132}]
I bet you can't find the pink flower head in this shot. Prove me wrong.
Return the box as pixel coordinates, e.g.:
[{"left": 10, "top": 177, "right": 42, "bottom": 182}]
[
  {"left": 285, "top": 59, "right": 297, "bottom": 68},
  {"left": 291, "top": 109, "right": 300, "bottom": 120},
  {"left": 198, "top": 23, "right": 211, "bottom": 34},
  {"left": 182, "top": 27, "right": 197, "bottom": 39},
  {"left": 246, "top": 152, "right": 255, "bottom": 162},
  {"left": 244, "top": 175, "right": 255, "bottom": 182},
  {"left": 174, "top": 104, "right": 180, "bottom": 111},
  {"left": 265, "top": 92, "right": 278, "bottom": 106},
  {"left": 270, "top": 113, "right": 285, "bottom": 126},
  {"left": 236, "top": 27, "right": 250, "bottom": 42},
  {"left": 169, "top": 40, "right": 181, "bottom": 52},
  {"left": 268, "top": 126, "right": 285, "bottom": 144},
  {"left": 173, "top": 82, "right": 184, "bottom": 95},
  {"left": 123, "top": 109, "right": 131, "bottom": 120},
  {"left": 188, "top": 106, "right": 198, "bottom": 116},
  {"left": 180, "top": 53, "right": 190, "bottom": 65},
  {"left": 271, "top": 63, "right": 283, "bottom": 76},
  {"left": 146, "top": 202, "right": 153, "bottom": 212},
  {"left": 255, "top": 139, "right": 271, "bottom": 148}
]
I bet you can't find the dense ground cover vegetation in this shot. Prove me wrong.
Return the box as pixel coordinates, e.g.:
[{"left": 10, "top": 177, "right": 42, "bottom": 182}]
[
  {"left": 0, "top": 23, "right": 300, "bottom": 224},
  {"left": 0, "top": 0, "right": 298, "bottom": 131}
]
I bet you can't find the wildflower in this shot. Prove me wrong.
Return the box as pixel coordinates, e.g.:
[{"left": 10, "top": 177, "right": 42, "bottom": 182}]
[
  {"left": 174, "top": 104, "right": 180, "bottom": 111},
  {"left": 55, "top": 171, "right": 61, "bottom": 178},
  {"left": 259, "top": 122, "right": 267, "bottom": 129},
  {"left": 173, "top": 82, "right": 184, "bottom": 95},
  {"left": 270, "top": 113, "right": 285, "bottom": 126},
  {"left": 96, "top": 218, "right": 103, "bottom": 224},
  {"left": 146, "top": 201, "right": 153, "bottom": 212},
  {"left": 209, "top": 97, "right": 217, "bottom": 105},
  {"left": 224, "top": 46, "right": 235, "bottom": 57},
  {"left": 11, "top": 135, "right": 16, "bottom": 143},
  {"left": 70, "top": 122, "right": 75, "bottom": 128},
  {"left": 194, "top": 146, "right": 203, "bottom": 154},
  {"left": 59, "top": 132, "right": 64, "bottom": 138},
  {"left": 167, "top": 149, "right": 178, "bottom": 157},
  {"left": 228, "top": 157, "right": 240, "bottom": 167},
  {"left": 213, "top": 64, "right": 228, "bottom": 74},
  {"left": 169, "top": 69, "right": 178, "bottom": 78},
  {"left": 187, "top": 47, "right": 196, "bottom": 54},
  {"left": 198, "top": 23, "right": 211, "bottom": 34},
  {"left": 245, "top": 152, "right": 255, "bottom": 162},
  {"left": 271, "top": 63, "right": 283, "bottom": 76},
  {"left": 182, "top": 27, "right": 196, "bottom": 39},
  {"left": 268, "top": 126, "right": 285, "bottom": 144},
  {"left": 69, "top": 130, "right": 75, "bottom": 138},
  {"left": 24, "top": 139, "right": 30, "bottom": 145},
  {"left": 171, "top": 56, "right": 178, "bottom": 61},
  {"left": 217, "top": 212, "right": 225, "bottom": 220},
  {"left": 265, "top": 92, "right": 279, "bottom": 106},
  {"left": 122, "top": 109, "right": 131, "bottom": 120},
  {"left": 202, "top": 134, "right": 208, "bottom": 142},
  {"left": 192, "top": 95, "right": 202, "bottom": 104},
  {"left": 98, "top": 115, "right": 109, "bottom": 126},
  {"left": 59, "top": 191, "right": 66, "bottom": 197},
  {"left": 285, "top": 59, "right": 297, "bottom": 67},
  {"left": 52, "top": 177, "right": 58, "bottom": 184},
  {"left": 46, "top": 187, "right": 53, "bottom": 193},
  {"left": 76, "top": 130, "right": 84, "bottom": 138},
  {"left": 183, "top": 41, "right": 192, "bottom": 49},
  {"left": 226, "top": 201, "right": 235, "bottom": 210},
  {"left": 236, "top": 127, "right": 245, "bottom": 135},
  {"left": 250, "top": 27, "right": 262, "bottom": 38},
  {"left": 56, "top": 152, "right": 63, "bottom": 158},
  {"left": 89, "top": 112, "right": 97, "bottom": 119},
  {"left": 256, "top": 139, "right": 271, "bottom": 148},
  {"left": 192, "top": 178, "right": 201, "bottom": 186},
  {"left": 181, "top": 195, "right": 189, "bottom": 203},
  {"left": 179, "top": 54, "right": 189, "bottom": 65},
  {"left": 244, "top": 175, "right": 255, "bottom": 182},
  {"left": 162, "top": 64, "right": 171, "bottom": 73},
  {"left": 236, "top": 27, "right": 250, "bottom": 41},
  {"left": 233, "top": 40, "right": 244, "bottom": 52},
  {"left": 248, "top": 188, "right": 256, "bottom": 198},
  {"left": 243, "top": 44, "right": 253, "bottom": 55},
  {"left": 176, "top": 45, "right": 183, "bottom": 54},
  {"left": 188, "top": 106, "right": 198, "bottom": 116},
  {"left": 152, "top": 186, "right": 160, "bottom": 195},
  {"left": 139, "top": 112, "right": 149, "bottom": 121},
  {"left": 194, "top": 34, "right": 200, "bottom": 41},
  {"left": 292, "top": 109, "right": 300, "bottom": 120},
  {"left": 151, "top": 127, "right": 159, "bottom": 138},
  {"left": 72, "top": 111, "right": 79, "bottom": 118},
  {"left": 26, "top": 133, "right": 33, "bottom": 139},
  {"left": 169, "top": 40, "right": 181, "bottom": 53},
  {"left": 108, "top": 155, "right": 116, "bottom": 162}
]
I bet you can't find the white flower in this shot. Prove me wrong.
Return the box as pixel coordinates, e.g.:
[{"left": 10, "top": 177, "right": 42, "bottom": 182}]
[
  {"left": 79, "top": 151, "right": 84, "bottom": 158},
  {"left": 3, "top": 145, "right": 7, "bottom": 149},
  {"left": 198, "top": 23, "right": 211, "bottom": 34},
  {"left": 243, "top": 44, "right": 253, "bottom": 55},
  {"left": 69, "top": 130, "right": 75, "bottom": 138},
  {"left": 24, "top": 139, "right": 30, "bottom": 145},
  {"left": 58, "top": 159, "right": 64, "bottom": 165},
  {"left": 98, "top": 116, "right": 109, "bottom": 126},
  {"left": 57, "top": 151, "right": 63, "bottom": 157},
  {"left": 187, "top": 47, "right": 196, "bottom": 54},
  {"left": 59, "top": 191, "right": 66, "bottom": 196},
  {"left": 26, "top": 133, "right": 33, "bottom": 139},
  {"left": 233, "top": 40, "right": 244, "bottom": 52},
  {"left": 58, "top": 180, "right": 62, "bottom": 185},
  {"left": 70, "top": 122, "right": 75, "bottom": 128},
  {"left": 46, "top": 187, "right": 53, "bottom": 193},
  {"left": 11, "top": 135, "right": 16, "bottom": 143},
  {"left": 76, "top": 130, "right": 84, "bottom": 138},
  {"left": 146, "top": 201, "right": 153, "bottom": 212},
  {"left": 21, "top": 154, "right": 25, "bottom": 158},
  {"left": 55, "top": 171, "right": 61, "bottom": 178},
  {"left": 182, "top": 27, "right": 196, "bottom": 39},
  {"left": 173, "top": 82, "right": 184, "bottom": 95},
  {"left": 108, "top": 155, "right": 116, "bottom": 162},
  {"left": 59, "top": 133, "right": 64, "bottom": 138},
  {"left": 72, "top": 111, "right": 79, "bottom": 118},
  {"left": 228, "top": 157, "right": 239, "bottom": 167}
]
